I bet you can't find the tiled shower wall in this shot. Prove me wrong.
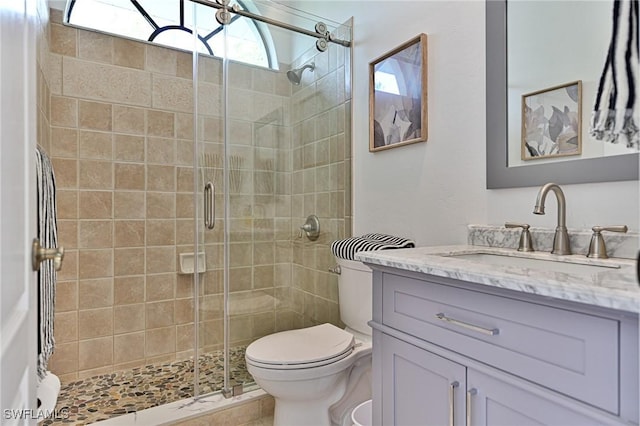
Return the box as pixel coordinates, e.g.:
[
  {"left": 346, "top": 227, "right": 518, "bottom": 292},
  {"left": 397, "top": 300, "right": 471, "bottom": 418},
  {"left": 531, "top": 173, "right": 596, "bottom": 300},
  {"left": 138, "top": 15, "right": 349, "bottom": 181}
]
[
  {"left": 43, "top": 9, "right": 352, "bottom": 382},
  {"left": 223, "top": 60, "right": 296, "bottom": 347},
  {"left": 289, "top": 32, "right": 353, "bottom": 329},
  {"left": 36, "top": 3, "right": 51, "bottom": 154},
  {"left": 46, "top": 9, "right": 207, "bottom": 381}
]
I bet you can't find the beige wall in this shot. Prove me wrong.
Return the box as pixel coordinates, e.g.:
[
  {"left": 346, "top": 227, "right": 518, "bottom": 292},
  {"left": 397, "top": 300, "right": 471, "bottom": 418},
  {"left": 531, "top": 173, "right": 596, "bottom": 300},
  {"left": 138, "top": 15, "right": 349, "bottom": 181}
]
[
  {"left": 43, "top": 10, "right": 352, "bottom": 383},
  {"left": 46, "top": 9, "right": 203, "bottom": 381},
  {"left": 36, "top": 3, "right": 52, "bottom": 154},
  {"left": 289, "top": 34, "right": 352, "bottom": 329}
]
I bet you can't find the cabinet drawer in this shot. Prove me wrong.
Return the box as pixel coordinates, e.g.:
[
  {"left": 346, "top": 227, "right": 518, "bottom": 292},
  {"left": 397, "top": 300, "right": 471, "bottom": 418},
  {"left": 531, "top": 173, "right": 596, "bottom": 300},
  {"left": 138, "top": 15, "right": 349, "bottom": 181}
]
[{"left": 382, "top": 273, "right": 620, "bottom": 414}]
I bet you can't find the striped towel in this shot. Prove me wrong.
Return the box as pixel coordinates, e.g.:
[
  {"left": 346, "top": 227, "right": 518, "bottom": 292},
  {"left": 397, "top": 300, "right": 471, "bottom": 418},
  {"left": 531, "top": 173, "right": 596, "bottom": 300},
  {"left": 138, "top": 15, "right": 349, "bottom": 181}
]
[
  {"left": 331, "top": 233, "right": 415, "bottom": 261},
  {"left": 36, "top": 147, "right": 58, "bottom": 381},
  {"left": 590, "top": 0, "right": 639, "bottom": 148}
]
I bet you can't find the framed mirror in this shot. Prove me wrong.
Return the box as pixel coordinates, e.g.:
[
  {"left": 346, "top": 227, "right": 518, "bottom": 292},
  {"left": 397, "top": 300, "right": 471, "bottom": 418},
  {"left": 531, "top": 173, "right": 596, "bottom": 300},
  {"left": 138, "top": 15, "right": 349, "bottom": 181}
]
[{"left": 486, "top": 0, "right": 638, "bottom": 189}]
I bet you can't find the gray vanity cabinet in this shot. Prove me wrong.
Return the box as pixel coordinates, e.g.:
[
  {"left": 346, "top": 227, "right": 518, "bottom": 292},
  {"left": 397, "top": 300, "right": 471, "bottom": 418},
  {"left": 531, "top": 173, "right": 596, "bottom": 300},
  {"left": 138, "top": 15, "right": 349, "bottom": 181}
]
[
  {"left": 369, "top": 267, "right": 639, "bottom": 426},
  {"left": 379, "top": 334, "right": 605, "bottom": 426},
  {"left": 380, "top": 333, "right": 466, "bottom": 425},
  {"left": 466, "top": 369, "right": 607, "bottom": 426}
]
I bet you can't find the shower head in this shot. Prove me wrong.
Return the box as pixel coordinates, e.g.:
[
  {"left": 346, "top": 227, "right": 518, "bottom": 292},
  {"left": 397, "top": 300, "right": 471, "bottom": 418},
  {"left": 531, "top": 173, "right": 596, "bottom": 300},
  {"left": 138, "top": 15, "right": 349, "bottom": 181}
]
[{"left": 286, "top": 62, "right": 315, "bottom": 85}]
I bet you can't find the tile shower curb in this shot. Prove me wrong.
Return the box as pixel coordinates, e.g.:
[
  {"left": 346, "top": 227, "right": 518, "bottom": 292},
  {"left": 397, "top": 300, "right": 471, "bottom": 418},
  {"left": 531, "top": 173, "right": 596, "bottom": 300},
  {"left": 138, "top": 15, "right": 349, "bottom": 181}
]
[{"left": 93, "top": 388, "right": 268, "bottom": 425}]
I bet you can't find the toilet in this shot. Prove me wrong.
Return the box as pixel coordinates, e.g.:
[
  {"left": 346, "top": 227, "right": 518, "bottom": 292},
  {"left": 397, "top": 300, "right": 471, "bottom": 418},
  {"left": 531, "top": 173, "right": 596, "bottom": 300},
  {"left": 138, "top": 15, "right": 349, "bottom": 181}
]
[{"left": 245, "top": 258, "right": 372, "bottom": 426}]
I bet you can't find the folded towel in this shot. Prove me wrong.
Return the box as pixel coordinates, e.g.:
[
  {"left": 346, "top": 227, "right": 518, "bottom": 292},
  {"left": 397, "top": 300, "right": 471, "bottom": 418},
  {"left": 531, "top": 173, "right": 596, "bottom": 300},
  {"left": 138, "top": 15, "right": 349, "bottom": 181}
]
[
  {"left": 331, "top": 233, "right": 415, "bottom": 261},
  {"left": 590, "top": 0, "right": 639, "bottom": 148}
]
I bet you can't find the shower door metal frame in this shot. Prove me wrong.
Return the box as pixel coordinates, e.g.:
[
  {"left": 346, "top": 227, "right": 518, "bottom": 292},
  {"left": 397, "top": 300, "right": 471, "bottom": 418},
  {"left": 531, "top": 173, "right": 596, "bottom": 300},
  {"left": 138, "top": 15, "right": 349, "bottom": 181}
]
[{"left": 189, "top": 0, "right": 351, "bottom": 50}]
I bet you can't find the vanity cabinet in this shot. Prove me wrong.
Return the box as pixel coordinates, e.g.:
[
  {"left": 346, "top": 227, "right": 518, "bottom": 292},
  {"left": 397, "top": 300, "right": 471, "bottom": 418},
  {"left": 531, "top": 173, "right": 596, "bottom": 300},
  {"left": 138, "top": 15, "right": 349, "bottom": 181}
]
[
  {"left": 380, "top": 334, "right": 603, "bottom": 425},
  {"left": 466, "top": 369, "right": 607, "bottom": 425},
  {"left": 380, "top": 333, "right": 466, "bottom": 425},
  {"left": 370, "top": 268, "right": 639, "bottom": 426}
]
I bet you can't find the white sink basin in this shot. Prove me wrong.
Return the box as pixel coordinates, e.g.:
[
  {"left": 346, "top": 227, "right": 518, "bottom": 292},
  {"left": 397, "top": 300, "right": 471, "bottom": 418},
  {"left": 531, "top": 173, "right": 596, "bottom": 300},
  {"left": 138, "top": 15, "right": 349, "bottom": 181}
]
[{"left": 446, "top": 253, "right": 621, "bottom": 274}]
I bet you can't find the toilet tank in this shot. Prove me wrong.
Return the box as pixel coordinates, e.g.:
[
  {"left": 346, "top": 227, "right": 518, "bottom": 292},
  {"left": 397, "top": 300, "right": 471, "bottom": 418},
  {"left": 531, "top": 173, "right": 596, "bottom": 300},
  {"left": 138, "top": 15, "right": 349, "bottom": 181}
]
[{"left": 336, "top": 258, "right": 372, "bottom": 337}]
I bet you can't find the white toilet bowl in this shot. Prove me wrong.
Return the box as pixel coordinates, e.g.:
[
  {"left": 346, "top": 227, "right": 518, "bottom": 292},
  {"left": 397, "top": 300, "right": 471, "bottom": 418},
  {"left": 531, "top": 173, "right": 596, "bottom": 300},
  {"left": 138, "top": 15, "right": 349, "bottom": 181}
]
[
  {"left": 246, "top": 258, "right": 373, "bottom": 426},
  {"left": 246, "top": 323, "right": 372, "bottom": 426}
]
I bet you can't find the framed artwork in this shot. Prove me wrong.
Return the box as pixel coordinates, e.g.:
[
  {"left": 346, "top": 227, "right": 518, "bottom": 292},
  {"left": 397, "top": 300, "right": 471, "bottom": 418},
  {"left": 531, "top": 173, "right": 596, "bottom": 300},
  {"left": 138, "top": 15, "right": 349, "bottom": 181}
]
[
  {"left": 369, "top": 34, "right": 428, "bottom": 152},
  {"left": 521, "top": 80, "right": 582, "bottom": 160}
]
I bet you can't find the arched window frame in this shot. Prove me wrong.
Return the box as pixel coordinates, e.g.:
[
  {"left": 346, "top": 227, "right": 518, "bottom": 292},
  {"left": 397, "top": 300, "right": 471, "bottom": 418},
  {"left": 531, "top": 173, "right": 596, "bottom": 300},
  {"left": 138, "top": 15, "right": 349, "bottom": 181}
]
[{"left": 65, "top": 0, "right": 278, "bottom": 69}]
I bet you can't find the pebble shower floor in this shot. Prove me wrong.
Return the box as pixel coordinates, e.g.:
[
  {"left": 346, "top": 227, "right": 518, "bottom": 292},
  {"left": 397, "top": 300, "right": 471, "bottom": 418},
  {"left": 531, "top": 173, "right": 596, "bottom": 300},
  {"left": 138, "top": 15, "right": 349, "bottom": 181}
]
[{"left": 42, "top": 346, "right": 252, "bottom": 425}]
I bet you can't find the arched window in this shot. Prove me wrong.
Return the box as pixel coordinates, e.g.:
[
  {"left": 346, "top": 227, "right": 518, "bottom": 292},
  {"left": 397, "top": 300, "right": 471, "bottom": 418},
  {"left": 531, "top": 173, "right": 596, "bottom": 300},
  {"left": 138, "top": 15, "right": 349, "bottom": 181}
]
[{"left": 65, "top": 0, "right": 278, "bottom": 69}]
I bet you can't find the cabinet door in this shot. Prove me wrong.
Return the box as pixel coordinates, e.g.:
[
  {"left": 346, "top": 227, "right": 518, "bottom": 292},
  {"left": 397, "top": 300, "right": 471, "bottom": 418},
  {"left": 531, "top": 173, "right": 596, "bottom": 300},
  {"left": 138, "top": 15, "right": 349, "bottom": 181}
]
[
  {"left": 467, "top": 369, "right": 604, "bottom": 426},
  {"left": 381, "top": 334, "right": 466, "bottom": 426}
]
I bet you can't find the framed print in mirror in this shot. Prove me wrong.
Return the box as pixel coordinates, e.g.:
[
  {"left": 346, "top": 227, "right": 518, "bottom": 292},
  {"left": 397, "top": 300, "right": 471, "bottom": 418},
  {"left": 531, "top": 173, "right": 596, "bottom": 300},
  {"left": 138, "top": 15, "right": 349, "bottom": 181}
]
[
  {"left": 369, "top": 33, "right": 427, "bottom": 152},
  {"left": 521, "top": 80, "right": 582, "bottom": 161}
]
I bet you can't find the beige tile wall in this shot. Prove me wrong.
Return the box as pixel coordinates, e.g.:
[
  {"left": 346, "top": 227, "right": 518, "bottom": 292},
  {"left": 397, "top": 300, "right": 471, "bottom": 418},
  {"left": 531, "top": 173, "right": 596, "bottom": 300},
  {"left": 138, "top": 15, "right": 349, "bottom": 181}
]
[
  {"left": 223, "top": 59, "right": 297, "bottom": 348},
  {"left": 44, "top": 9, "right": 352, "bottom": 384},
  {"left": 46, "top": 10, "right": 208, "bottom": 381},
  {"left": 36, "top": 5, "right": 52, "bottom": 154},
  {"left": 288, "top": 36, "right": 353, "bottom": 329}
]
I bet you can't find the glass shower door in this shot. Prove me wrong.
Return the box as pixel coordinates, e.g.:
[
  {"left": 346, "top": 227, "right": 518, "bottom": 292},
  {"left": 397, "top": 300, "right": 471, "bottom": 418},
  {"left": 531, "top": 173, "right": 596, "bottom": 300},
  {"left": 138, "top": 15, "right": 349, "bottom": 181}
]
[
  {"left": 194, "top": 50, "right": 226, "bottom": 395},
  {"left": 223, "top": 9, "right": 353, "bottom": 396},
  {"left": 191, "top": 0, "right": 226, "bottom": 397},
  {"left": 192, "top": 0, "right": 352, "bottom": 398},
  {"left": 224, "top": 54, "right": 287, "bottom": 392}
]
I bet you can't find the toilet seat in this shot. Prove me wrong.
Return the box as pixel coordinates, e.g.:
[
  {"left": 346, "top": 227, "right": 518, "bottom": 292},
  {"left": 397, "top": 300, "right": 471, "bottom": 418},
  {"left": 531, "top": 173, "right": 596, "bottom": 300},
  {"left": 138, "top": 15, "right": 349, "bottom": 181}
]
[{"left": 246, "top": 323, "right": 355, "bottom": 370}]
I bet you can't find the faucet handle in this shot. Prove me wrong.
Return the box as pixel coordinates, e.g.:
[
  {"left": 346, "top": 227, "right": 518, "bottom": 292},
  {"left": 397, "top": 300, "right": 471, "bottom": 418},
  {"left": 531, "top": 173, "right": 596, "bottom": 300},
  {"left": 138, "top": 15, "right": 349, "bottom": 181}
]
[
  {"left": 505, "top": 222, "right": 534, "bottom": 252},
  {"left": 587, "top": 225, "right": 628, "bottom": 259},
  {"left": 591, "top": 225, "right": 628, "bottom": 234}
]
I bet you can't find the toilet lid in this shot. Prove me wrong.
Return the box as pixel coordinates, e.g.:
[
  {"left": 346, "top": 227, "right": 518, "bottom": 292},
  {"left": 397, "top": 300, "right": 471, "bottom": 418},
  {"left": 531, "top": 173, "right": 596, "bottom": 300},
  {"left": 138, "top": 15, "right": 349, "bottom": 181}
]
[{"left": 246, "top": 323, "right": 355, "bottom": 369}]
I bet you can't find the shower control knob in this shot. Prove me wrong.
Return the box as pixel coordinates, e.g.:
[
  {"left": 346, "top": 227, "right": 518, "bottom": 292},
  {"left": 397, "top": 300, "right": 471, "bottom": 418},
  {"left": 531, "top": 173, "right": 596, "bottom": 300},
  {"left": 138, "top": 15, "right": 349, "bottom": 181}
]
[{"left": 299, "top": 215, "right": 320, "bottom": 241}]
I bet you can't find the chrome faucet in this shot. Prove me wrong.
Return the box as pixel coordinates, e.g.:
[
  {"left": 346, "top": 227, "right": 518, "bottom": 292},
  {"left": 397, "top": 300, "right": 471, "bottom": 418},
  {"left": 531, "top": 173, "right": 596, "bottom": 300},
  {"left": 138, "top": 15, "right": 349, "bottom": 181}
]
[{"left": 533, "top": 183, "right": 571, "bottom": 255}]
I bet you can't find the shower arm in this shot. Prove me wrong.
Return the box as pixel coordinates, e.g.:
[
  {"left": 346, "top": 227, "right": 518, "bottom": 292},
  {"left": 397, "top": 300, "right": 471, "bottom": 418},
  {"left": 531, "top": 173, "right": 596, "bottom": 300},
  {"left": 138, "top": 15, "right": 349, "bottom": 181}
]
[{"left": 189, "top": 0, "right": 351, "bottom": 49}]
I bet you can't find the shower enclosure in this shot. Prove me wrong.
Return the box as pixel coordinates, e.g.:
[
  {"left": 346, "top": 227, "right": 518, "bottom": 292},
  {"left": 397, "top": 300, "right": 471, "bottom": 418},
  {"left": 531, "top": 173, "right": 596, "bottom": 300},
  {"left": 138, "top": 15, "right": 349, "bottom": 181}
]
[
  {"left": 44, "top": 0, "right": 352, "bottom": 421},
  {"left": 191, "top": 0, "right": 352, "bottom": 399}
]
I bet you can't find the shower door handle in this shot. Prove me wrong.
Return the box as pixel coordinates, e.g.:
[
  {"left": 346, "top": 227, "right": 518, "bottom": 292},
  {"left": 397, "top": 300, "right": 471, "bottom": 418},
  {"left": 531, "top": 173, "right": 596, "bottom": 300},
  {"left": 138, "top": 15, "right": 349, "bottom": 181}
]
[{"left": 204, "top": 182, "right": 215, "bottom": 230}]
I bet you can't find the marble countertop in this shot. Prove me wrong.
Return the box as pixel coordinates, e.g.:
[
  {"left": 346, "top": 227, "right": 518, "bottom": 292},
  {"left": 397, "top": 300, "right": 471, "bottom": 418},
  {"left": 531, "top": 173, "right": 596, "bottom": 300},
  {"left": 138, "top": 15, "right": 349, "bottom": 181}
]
[{"left": 355, "top": 245, "right": 640, "bottom": 313}]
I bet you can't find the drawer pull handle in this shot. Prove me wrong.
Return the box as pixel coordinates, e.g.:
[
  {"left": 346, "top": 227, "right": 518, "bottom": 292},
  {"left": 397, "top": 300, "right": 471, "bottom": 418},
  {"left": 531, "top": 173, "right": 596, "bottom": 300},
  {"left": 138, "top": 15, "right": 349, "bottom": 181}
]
[
  {"left": 449, "top": 381, "right": 459, "bottom": 426},
  {"left": 466, "top": 388, "right": 477, "bottom": 426},
  {"left": 436, "top": 313, "right": 499, "bottom": 336}
]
